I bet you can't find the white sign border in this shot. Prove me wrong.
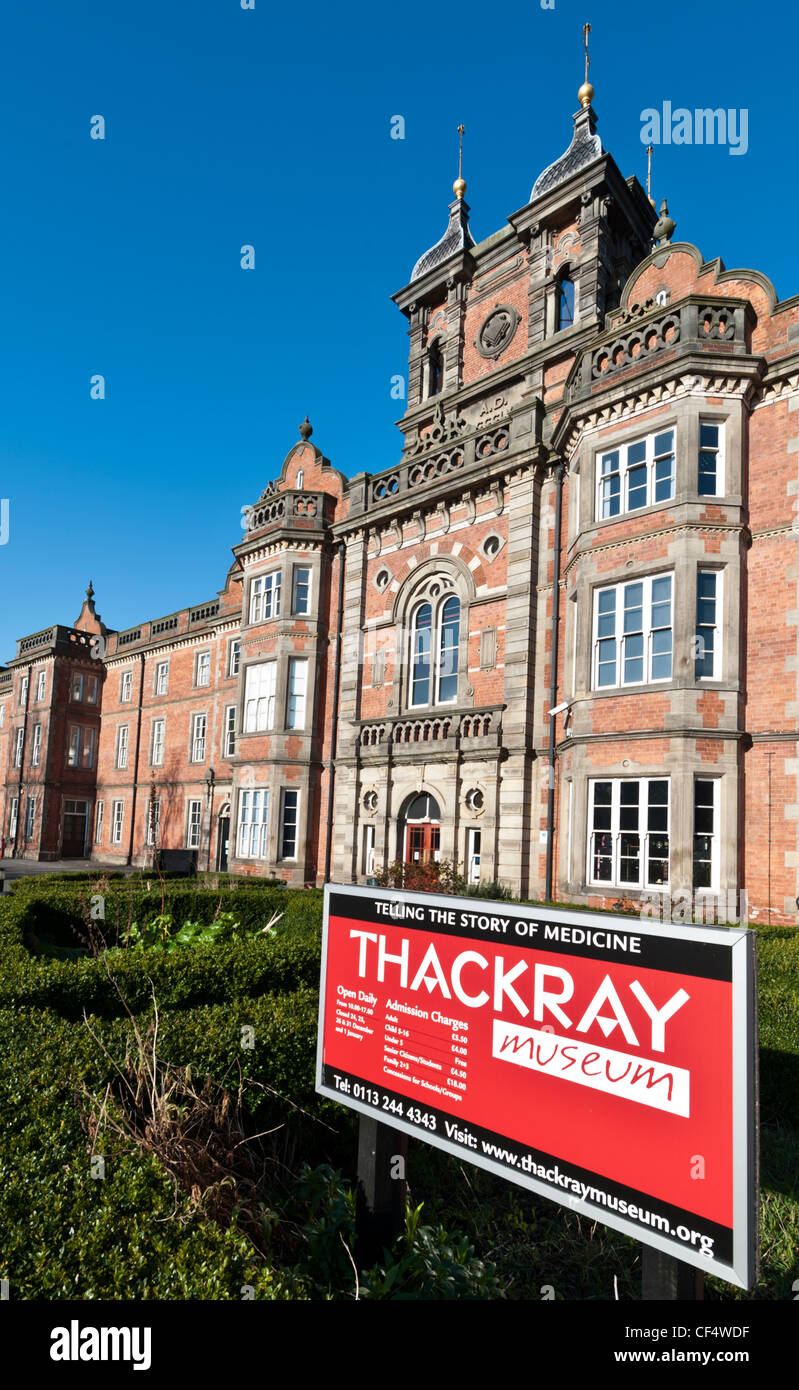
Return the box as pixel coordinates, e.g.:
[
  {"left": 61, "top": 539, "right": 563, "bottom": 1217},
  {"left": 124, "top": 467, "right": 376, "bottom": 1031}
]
[{"left": 316, "top": 883, "right": 758, "bottom": 1291}]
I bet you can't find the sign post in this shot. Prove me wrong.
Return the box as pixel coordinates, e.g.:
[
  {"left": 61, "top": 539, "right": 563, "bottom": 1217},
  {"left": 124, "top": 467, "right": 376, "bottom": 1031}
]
[
  {"left": 316, "top": 884, "right": 758, "bottom": 1291},
  {"left": 355, "top": 1117, "right": 408, "bottom": 1268}
]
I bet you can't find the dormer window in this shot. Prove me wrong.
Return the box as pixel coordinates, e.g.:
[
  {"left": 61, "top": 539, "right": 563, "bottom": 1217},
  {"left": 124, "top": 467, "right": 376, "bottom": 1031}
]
[
  {"left": 427, "top": 339, "right": 443, "bottom": 397},
  {"left": 557, "top": 273, "right": 576, "bottom": 331}
]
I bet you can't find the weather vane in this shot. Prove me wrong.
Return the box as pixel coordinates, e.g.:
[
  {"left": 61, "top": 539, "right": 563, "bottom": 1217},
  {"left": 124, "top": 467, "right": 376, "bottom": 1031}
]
[
  {"left": 646, "top": 144, "right": 654, "bottom": 205},
  {"left": 583, "top": 22, "right": 591, "bottom": 83},
  {"left": 457, "top": 124, "right": 465, "bottom": 181}
]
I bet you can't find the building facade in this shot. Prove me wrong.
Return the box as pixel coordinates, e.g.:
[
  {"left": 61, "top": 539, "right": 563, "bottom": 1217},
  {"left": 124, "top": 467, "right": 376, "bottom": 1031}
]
[{"left": 2, "top": 87, "right": 798, "bottom": 924}]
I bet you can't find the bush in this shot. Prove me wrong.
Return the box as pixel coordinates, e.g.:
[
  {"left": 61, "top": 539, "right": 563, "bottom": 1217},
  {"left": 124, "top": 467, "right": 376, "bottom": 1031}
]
[{"left": 0, "top": 888, "right": 323, "bottom": 1019}]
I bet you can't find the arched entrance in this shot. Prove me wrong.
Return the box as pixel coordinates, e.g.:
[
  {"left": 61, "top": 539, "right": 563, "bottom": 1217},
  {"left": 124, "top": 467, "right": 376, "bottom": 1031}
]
[{"left": 401, "top": 792, "right": 441, "bottom": 866}]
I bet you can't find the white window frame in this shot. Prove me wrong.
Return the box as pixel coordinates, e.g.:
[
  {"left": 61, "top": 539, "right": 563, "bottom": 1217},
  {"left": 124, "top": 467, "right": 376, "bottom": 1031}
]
[
  {"left": 24, "top": 795, "right": 36, "bottom": 840},
  {"left": 695, "top": 569, "right": 722, "bottom": 681},
  {"left": 249, "top": 571, "right": 281, "bottom": 623},
  {"left": 13, "top": 728, "right": 24, "bottom": 767},
  {"left": 120, "top": 670, "right": 133, "bottom": 703},
  {"left": 466, "top": 826, "right": 482, "bottom": 886},
  {"left": 362, "top": 823, "right": 376, "bottom": 876},
  {"left": 111, "top": 800, "right": 124, "bottom": 845},
  {"left": 236, "top": 788, "right": 269, "bottom": 858},
  {"left": 155, "top": 661, "right": 169, "bottom": 696},
  {"left": 31, "top": 723, "right": 42, "bottom": 767},
  {"left": 0, "top": 703, "right": 4, "bottom": 728},
  {"left": 187, "top": 799, "right": 202, "bottom": 850},
  {"left": 9, "top": 796, "right": 19, "bottom": 838},
  {"left": 146, "top": 797, "right": 161, "bottom": 848},
  {"left": 151, "top": 718, "right": 165, "bottom": 767},
  {"left": 116, "top": 724, "right": 129, "bottom": 770},
  {"left": 409, "top": 595, "right": 461, "bottom": 710},
  {"left": 86, "top": 674, "right": 98, "bottom": 704},
  {"left": 35, "top": 671, "right": 46, "bottom": 702},
  {"left": 190, "top": 713, "right": 207, "bottom": 763},
  {"left": 19, "top": 675, "right": 29, "bottom": 707},
  {"left": 292, "top": 566, "right": 312, "bottom": 617},
  {"left": 596, "top": 427, "right": 676, "bottom": 521},
  {"left": 68, "top": 725, "right": 80, "bottom": 768},
  {"left": 698, "top": 420, "right": 725, "bottom": 498},
  {"left": 195, "top": 650, "right": 211, "bottom": 688},
  {"left": 593, "top": 573, "right": 673, "bottom": 690},
  {"left": 587, "top": 778, "right": 671, "bottom": 890},
  {"left": 95, "top": 800, "right": 104, "bottom": 844},
  {"left": 224, "top": 705, "right": 236, "bottom": 758},
  {"left": 279, "top": 788, "right": 300, "bottom": 860},
  {"left": 286, "top": 658, "right": 308, "bottom": 730},
  {"left": 693, "top": 777, "right": 720, "bottom": 893},
  {"left": 228, "top": 640, "right": 241, "bottom": 677},
  {"left": 69, "top": 725, "right": 95, "bottom": 770},
  {"left": 243, "top": 662, "right": 276, "bottom": 733}
]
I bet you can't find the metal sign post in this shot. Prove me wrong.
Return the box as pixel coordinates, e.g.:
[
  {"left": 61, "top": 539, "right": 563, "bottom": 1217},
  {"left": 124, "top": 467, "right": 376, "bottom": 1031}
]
[{"left": 355, "top": 1116, "right": 408, "bottom": 1269}]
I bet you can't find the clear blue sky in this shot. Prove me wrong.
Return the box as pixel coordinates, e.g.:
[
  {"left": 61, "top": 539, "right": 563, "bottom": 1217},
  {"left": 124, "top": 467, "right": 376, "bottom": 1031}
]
[{"left": 1, "top": 0, "right": 794, "bottom": 658}]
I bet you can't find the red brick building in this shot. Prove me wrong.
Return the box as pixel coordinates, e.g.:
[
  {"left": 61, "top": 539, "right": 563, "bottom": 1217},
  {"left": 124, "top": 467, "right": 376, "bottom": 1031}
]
[{"left": 2, "top": 85, "right": 797, "bottom": 923}]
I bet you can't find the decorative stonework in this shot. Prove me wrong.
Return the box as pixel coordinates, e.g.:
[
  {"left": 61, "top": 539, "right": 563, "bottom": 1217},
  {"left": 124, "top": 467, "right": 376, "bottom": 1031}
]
[{"left": 474, "top": 304, "right": 520, "bottom": 359}]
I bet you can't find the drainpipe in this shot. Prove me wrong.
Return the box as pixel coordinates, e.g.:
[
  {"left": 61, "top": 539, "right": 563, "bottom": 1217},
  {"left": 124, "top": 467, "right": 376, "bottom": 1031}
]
[
  {"left": 323, "top": 541, "right": 346, "bottom": 882},
  {"left": 126, "top": 652, "right": 145, "bottom": 866},
  {"left": 545, "top": 462, "right": 565, "bottom": 902}
]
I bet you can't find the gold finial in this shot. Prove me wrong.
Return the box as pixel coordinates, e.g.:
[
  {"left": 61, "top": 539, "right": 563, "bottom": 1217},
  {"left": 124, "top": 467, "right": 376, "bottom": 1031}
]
[
  {"left": 578, "top": 21, "right": 594, "bottom": 108},
  {"left": 453, "top": 124, "right": 466, "bottom": 199}
]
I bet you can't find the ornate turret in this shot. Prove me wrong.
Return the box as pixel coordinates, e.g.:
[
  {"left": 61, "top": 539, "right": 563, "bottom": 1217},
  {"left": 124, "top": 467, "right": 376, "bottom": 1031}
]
[{"left": 410, "top": 125, "right": 475, "bottom": 283}]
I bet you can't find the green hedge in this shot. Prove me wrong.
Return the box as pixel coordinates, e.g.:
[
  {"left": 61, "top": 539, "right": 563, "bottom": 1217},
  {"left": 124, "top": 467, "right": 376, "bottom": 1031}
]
[
  {"left": 0, "top": 887, "right": 324, "bottom": 1019},
  {"left": 5, "top": 878, "right": 321, "bottom": 942},
  {"left": 0, "top": 1003, "right": 308, "bottom": 1299}
]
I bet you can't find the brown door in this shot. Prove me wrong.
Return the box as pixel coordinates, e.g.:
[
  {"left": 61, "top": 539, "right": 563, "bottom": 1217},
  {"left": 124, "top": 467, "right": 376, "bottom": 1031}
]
[
  {"left": 62, "top": 799, "right": 88, "bottom": 857},
  {"left": 404, "top": 823, "right": 440, "bottom": 865}
]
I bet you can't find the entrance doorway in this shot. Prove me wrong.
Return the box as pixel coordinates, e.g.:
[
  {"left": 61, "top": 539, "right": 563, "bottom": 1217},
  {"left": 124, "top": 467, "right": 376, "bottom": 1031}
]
[
  {"left": 402, "top": 793, "right": 441, "bottom": 866},
  {"left": 63, "top": 799, "right": 89, "bottom": 857},
  {"left": 217, "top": 804, "right": 230, "bottom": 871}
]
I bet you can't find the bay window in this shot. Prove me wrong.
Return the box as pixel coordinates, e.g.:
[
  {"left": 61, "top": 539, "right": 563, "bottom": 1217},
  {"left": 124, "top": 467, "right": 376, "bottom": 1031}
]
[
  {"left": 594, "top": 574, "right": 673, "bottom": 688},
  {"left": 237, "top": 788, "right": 269, "bottom": 858},
  {"left": 243, "top": 662, "right": 276, "bottom": 732},
  {"left": 250, "top": 572, "right": 281, "bottom": 623},
  {"left": 695, "top": 570, "right": 721, "bottom": 679},
  {"left": 588, "top": 778, "right": 670, "bottom": 889},
  {"left": 597, "top": 429, "right": 675, "bottom": 520}
]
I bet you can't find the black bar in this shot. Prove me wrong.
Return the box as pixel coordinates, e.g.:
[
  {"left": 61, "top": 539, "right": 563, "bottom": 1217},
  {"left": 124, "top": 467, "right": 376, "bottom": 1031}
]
[
  {"left": 355, "top": 1116, "right": 408, "bottom": 1269},
  {"left": 642, "top": 1246, "right": 705, "bottom": 1300}
]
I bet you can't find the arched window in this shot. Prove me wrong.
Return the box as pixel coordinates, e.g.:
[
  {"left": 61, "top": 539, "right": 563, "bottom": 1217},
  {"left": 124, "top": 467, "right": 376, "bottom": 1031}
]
[
  {"left": 409, "top": 594, "right": 460, "bottom": 707},
  {"left": 427, "top": 339, "right": 443, "bottom": 397},
  {"left": 557, "top": 273, "right": 575, "bottom": 331}
]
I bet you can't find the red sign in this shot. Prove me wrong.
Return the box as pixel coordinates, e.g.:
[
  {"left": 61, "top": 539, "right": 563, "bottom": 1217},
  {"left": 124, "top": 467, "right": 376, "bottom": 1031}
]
[{"left": 316, "top": 886, "right": 757, "bottom": 1288}]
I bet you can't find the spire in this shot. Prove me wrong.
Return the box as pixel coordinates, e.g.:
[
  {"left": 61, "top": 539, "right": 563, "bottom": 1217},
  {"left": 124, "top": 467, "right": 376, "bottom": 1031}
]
[
  {"left": 578, "top": 21, "right": 594, "bottom": 109},
  {"left": 453, "top": 124, "right": 466, "bottom": 200},
  {"left": 646, "top": 144, "right": 655, "bottom": 207},
  {"left": 410, "top": 130, "right": 475, "bottom": 283},
  {"left": 529, "top": 22, "right": 602, "bottom": 202},
  {"left": 74, "top": 580, "right": 106, "bottom": 637}
]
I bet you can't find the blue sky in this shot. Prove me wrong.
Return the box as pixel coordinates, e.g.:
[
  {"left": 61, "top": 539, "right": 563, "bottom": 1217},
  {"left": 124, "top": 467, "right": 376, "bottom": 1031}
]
[{"left": 0, "top": 0, "right": 794, "bottom": 657}]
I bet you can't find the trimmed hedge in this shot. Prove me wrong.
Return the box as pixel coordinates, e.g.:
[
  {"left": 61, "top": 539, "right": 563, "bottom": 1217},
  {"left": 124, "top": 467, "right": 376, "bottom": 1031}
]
[
  {"left": 0, "top": 1004, "right": 305, "bottom": 1299},
  {"left": 0, "top": 886, "right": 324, "bottom": 1019}
]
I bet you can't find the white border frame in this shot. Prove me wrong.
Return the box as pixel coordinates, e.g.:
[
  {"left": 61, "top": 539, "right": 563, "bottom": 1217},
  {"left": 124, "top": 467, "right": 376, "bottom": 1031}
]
[{"left": 316, "top": 883, "right": 758, "bottom": 1290}]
